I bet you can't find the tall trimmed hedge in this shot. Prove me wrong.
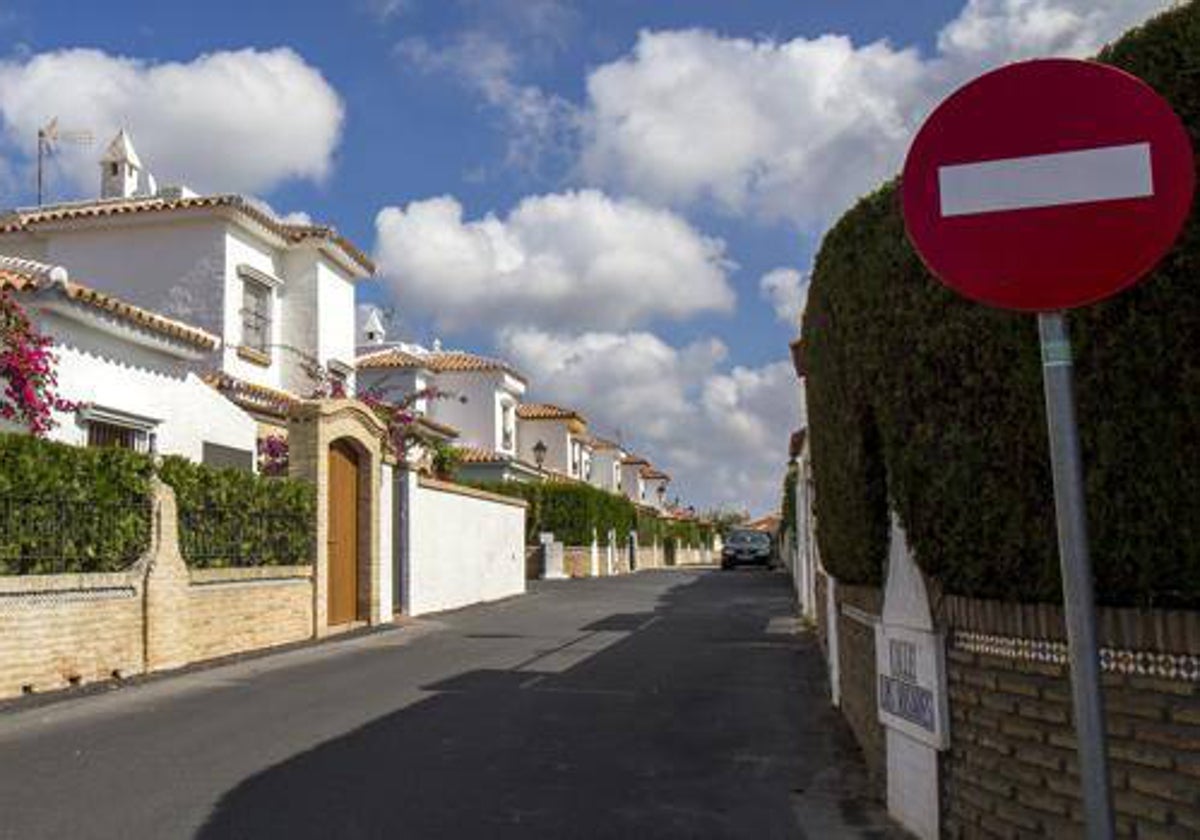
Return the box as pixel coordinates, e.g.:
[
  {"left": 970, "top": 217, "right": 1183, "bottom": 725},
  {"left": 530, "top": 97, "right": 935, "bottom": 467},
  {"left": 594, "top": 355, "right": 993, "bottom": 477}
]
[
  {"left": 158, "top": 456, "right": 315, "bottom": 568},
  {"left": 803, "top": 2, "right": 1200, "bottom": 606},
  {"left": 468, "top": 481, "right": 637, "bottom": 546}
]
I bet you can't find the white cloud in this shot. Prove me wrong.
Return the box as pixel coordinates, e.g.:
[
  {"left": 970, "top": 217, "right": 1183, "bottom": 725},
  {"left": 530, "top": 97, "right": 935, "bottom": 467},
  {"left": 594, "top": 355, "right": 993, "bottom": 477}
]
[
  {"left": 938, "top": 0, "right": 1168, "bottom": 66},
  {"left": 578, "top": 1, "right": 1173, "bottom": 228},
  {"left": 0, "top": 47, "right": 344, "bottom": 199},
  {"left": 759, "top": 267, "right": 809, "bottom": 328},
  {"left": 500, "top": 327, "right": 800, "bottom": 513},
  {"left": 373, "top": 189, "right": 735, "bottom": 333},
  {"left": 397, "top": 31, "right": 577, "bottom": 174}
]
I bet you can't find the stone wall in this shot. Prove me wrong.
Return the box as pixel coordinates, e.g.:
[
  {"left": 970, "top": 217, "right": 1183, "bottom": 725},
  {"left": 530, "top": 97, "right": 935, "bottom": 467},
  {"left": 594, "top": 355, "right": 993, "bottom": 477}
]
[
  {"left": 940, "top": 596, "right": 1200, "bottom": 838},
  {"left": 836, "top": 582, "right": 886, "bottom": 796},
  {"left": 0, "top": 480, "right": 317, "bottom": 701}
]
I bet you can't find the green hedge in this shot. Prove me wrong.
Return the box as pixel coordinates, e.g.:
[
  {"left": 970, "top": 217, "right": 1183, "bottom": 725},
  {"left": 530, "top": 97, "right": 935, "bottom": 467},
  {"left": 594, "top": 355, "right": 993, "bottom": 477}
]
[
  {"left": 0, "top": 433, "right": 153, "bottom": 574},
  {"left": 158, "top": 456, "right": 315, "bottom": 568},
  {"left": 467, "top": 481, "right": 638, "bottom": 546},
  {"left": 0, "top": 434, "right": 315, "bottom": 573},
  {"left": 802, "top": 2, "right": 1200, "bottom": 606}
]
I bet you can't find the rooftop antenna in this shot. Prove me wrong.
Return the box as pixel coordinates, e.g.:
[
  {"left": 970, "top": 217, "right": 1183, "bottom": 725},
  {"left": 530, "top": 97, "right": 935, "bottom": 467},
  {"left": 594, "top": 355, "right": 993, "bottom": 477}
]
[{"left": 37, "top": 118, "right": 93, "bottom": 206}]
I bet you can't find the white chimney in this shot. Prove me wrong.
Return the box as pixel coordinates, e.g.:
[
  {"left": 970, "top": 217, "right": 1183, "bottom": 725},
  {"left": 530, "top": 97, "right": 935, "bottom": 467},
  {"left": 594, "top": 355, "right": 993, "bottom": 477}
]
[
  {"left": 99, "top": 129, "right": 144, "bottom": 199},
  {"left": 363, "top": 308, "right": 387, "bottom": 345}
]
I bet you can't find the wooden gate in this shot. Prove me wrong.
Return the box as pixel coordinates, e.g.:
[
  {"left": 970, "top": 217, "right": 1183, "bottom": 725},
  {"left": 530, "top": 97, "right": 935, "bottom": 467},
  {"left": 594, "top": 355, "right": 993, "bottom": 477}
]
[{"left": 327, "top": 440, "right": 360, "bottom": 626}]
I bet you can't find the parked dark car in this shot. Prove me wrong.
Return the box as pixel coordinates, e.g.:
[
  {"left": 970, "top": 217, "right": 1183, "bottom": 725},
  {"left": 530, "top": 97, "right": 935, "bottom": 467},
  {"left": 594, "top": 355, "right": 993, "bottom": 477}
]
[{"left": 721, "top": 529, "right": 773, "bottom": 569}]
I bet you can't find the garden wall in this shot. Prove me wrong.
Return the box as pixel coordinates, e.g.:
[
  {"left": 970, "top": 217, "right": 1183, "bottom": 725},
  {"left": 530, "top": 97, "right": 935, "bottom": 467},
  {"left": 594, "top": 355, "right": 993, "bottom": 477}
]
[
  {"left": 940, "top": 597, "right": 1200, "bottom": 837},
  {"left": 835, "top": 582, "right": 887, "bottom": 796},
  {"left": 404, "top": 475, "right": 526, "bottom": 616},
  {"left": 0, "top": 480, "right": 318, "bottom": 701}
]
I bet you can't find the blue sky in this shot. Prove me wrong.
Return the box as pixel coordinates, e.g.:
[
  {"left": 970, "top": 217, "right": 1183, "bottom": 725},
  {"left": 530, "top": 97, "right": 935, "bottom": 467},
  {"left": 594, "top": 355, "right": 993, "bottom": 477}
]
[{"left": 0, "top": 0, "right": 1167, "bottom": 512}]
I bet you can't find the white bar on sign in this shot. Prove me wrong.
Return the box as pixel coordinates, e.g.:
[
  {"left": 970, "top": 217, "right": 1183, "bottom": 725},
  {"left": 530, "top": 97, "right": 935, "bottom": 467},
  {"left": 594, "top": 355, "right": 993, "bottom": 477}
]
[{"left": 938, "top": 142, "right": 1153, "bottom": 217}]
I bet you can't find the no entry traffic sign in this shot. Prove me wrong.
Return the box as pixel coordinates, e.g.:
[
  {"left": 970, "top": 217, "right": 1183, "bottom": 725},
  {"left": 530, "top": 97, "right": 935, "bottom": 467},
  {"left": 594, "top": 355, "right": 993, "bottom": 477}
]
[{"left": 902, "top": 59, "right": 1194, "bottom": 311}]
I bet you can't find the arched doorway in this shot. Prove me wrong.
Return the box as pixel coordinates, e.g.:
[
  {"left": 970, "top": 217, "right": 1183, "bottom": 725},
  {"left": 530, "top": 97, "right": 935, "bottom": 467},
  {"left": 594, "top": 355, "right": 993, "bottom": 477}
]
[{"left": 327, "top": 439, "right": 361, "bottom": 625}]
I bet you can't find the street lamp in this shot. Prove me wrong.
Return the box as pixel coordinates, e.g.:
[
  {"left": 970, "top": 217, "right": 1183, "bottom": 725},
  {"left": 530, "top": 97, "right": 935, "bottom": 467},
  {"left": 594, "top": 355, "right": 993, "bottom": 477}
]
[{"left": 533, "top": 439, "right": 547, "bottom": 471}]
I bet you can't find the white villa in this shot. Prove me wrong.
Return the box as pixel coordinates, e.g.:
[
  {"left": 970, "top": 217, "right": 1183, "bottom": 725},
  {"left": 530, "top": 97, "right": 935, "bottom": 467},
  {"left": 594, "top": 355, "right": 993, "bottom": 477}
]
[
  {"left": 588, "top": 436, "right": 625, "bottom": 493},
  {"left": 356, "top": 319, "right": 540, "bottom": 483},
  {"left": 0, "top": 130, "right": 374, "bottom": 436},
  {"left": 0, "top": 256, "right": 256, "bottom": 464},
  {"left": 516, "top": 403, "right": 593, "bottom": 483}
]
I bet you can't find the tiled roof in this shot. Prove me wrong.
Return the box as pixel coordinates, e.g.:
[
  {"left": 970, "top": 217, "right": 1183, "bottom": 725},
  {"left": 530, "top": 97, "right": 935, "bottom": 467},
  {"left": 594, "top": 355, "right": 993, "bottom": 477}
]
[
  {"left": 516, "top": 403, "right": 586, "bottom": 422},
  {"left": 357, "top": 347, "right": 527, "bottom": 383},
  {"left": 416, "top": 415, "right": 460, "bottom": 440},
  {"left": 1, "top": 257, "right": 219, "bottom": 351},
  {"left": 453, "top": 446, "right": 539, "bottom": 475},
  {"left": 0, "top": 194, "right": 375, "bottom": 275},
  {"left": 588, "top": 435, "right": 621, "bottom": 451},
  {"left": 202, "top": 372, "right": 299, "bottom": 419},
  {"left": 620, "top": 454, "right": 649, "bottom": 466},
  {"left": 641, "top": 467, "right": 671, "bottom": 481},
  {"left": 454, "top": 446, "right": 508, "bottom": 464}
]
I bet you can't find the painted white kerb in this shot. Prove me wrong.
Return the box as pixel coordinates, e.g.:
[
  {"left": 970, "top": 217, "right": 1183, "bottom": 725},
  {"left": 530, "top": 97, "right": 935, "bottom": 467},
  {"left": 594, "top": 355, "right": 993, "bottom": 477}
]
[{"left": 939, "top": 142, "right": 1153, "bottom": 217}]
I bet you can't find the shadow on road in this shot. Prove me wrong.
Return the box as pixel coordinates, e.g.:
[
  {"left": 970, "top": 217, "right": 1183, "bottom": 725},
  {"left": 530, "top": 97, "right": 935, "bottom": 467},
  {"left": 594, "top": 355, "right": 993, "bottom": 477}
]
[{"left": 197, "top": 570, "right": 892, "bottom": 839}]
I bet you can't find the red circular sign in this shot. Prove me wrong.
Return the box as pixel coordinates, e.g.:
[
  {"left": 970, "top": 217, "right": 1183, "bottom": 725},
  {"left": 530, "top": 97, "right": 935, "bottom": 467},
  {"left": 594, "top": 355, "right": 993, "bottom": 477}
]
[{"left": 902, "top": 59, "right": 1194, "bottom": 311}]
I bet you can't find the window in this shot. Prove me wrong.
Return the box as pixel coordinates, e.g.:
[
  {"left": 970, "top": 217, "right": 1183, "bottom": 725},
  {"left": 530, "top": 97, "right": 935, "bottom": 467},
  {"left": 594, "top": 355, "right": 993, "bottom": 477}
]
[
  {"left": 81, "top": 406, "right": 158, "bottom": 454},
  {"left": 87, "top": 420, "right": 141, "bottom": 451},
  {"left": 240, "top": 277, "right": 272, "bottom": 354},
  {"left": 500, "top": 402, "right": 515, "bottom": 451}
]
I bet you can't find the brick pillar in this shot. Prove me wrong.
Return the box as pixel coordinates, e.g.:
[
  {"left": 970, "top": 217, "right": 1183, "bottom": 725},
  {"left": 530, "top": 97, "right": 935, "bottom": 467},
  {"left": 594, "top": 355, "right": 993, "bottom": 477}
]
[{"left": 143, "top": 478, "right": 191, "bottom": 672}]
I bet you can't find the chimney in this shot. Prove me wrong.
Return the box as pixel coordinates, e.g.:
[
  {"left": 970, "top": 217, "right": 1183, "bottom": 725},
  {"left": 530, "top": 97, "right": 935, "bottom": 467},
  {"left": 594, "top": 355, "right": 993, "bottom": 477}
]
[
  {"left": 99, "top": 129, "right": 147, "bottom": 199},
  {"left": 362, "top": 308, "right": 387, "bottom": 345}
]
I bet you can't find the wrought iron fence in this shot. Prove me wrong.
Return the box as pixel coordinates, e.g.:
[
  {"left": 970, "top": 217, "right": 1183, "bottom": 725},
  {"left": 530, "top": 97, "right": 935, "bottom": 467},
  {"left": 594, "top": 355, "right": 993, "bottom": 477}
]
[
  {"left": 0, "top": 495, "right": 152, "bottom": 575},
  {"left": 177, "top": 506, "right": 314, "bottom": 568}
]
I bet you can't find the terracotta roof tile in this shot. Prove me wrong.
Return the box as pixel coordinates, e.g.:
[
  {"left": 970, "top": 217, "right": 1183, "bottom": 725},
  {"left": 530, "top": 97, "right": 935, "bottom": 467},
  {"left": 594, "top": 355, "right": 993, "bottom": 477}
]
[
  {"left": 357, "top": 347, "right": 527, "bottom": 383},
  {"left": 641, "top": 467, "right": 671, "bottom": 481},
  {"left": 516, "top": 403, "right": 586, "bottom": 423},
  {"left": 201, "top": 372, "right": 298, "bottom": 419},
  {"left": 1, "top": 258, "right": 219, "bottom": 352},
  {"left": 0, "top": 195, "right": 375, "bottom": 275}
]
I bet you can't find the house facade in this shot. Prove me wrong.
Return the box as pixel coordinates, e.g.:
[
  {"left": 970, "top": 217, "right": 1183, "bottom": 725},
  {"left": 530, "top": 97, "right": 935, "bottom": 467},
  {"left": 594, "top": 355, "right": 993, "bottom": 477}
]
[
  {"left": 356, "top": 327, "right": 539, "bottom": 482},
  {"left": 516, "top": 404, "right": 592, "bottom": 482},
  {"left": 588, "top": 437, "right": 625, "bottom": 493},
  {"left": 1, "top": 256, "right": 256, "bottom": 465},
  {"left": 0, "top": 131, "right": 374, "bottom": 430}
]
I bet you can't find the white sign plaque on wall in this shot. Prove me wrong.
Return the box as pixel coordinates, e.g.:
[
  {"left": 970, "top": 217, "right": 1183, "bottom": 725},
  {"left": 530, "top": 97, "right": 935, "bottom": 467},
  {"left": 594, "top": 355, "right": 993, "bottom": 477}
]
[{"left": 875, "top": 624, "right": 949, "bottom": 750}]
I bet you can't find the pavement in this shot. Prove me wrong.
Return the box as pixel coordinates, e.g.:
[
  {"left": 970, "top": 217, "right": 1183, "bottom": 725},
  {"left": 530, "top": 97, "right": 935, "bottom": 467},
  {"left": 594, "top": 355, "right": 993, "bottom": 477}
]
[{"left": 0, "top": 567, "right": 905, "bottom": 839}]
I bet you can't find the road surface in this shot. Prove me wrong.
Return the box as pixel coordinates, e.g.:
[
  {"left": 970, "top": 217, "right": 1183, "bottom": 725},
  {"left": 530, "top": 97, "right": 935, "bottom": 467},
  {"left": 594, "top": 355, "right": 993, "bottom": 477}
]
[{"left": 0, "top": 568, "right": 901, "bottom": 838}]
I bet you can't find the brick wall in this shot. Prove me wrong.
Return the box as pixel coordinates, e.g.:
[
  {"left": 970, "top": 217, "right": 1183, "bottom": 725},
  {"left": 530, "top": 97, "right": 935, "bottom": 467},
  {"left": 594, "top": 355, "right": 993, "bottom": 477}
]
[
  {"left": 0, "top": 572, "right": 144, "bottom": 697},
  {"left": 815, "top": 571, "right": 829, "bottom": 659},
  {"left": 188, "top": 567, "right": 314, "bottom": 662},
  {"left": 941, "top": 596, "right": 1200, "bottom": 837},
  {"left": 563, "top": 547, "right": 592, "bottom": 578},
  {"left": 0, "top": 481, "right": 317, "bottom": 701},
  {"left": 525, "top": 546, "right": 544, "bottom": 580},
  {"left": 836, "top": 583, "right": 886, "bottom": 796}
]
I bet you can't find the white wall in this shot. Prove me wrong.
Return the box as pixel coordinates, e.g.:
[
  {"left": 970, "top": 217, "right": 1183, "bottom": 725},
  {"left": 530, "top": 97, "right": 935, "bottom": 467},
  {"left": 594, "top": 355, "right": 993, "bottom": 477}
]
[
  {"left": 40, "top": 311, "right": 256, "bottom": 464},
  {"left": 10, "top": 220, "right": 228, "bottom": 338},
  {"left": 315, "top": 259, "right": 357, "bottom": 386},
  {"left": 619, "top": 463, "right": 645, "bottom": 503},
  {"left": 518, "top": 418, "right": 570, "bottom": 473},
  {"left": 429, "top": 371, "right": 505, "bottom": 451},
  {"left": 223, "top": 227, "right": 285, "bottom": 390},
  {"left": 404, "top": 476, "right": 526, "bottom": 616}
]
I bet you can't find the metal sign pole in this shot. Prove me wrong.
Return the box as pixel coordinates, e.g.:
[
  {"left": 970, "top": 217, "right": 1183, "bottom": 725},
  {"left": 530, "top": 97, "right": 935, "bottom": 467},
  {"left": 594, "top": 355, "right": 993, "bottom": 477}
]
[{"left": 1038, "top": 311, "right": 1115, "bottom": 839}]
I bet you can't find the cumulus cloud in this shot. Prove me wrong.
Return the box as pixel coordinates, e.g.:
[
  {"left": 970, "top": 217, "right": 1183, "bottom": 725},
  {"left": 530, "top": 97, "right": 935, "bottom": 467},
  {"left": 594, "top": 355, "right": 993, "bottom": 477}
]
[
  {"left": 373, "top": 189, "right": 735, "bottom": 333},
  {"left": 759, "top": 267, "right": 809, "bottom": 328},
  {"left": 578, "top": 1, "right": 1172, "bottom": 227},
  {"left": 938, "top": 0, "right": 1168, "bottom": 66},
  {"left": 500, "top": 327, "right": 800, "bottom": 513},
  {"left": 0, "top": 47, "right": 344, "bottom": 198}
]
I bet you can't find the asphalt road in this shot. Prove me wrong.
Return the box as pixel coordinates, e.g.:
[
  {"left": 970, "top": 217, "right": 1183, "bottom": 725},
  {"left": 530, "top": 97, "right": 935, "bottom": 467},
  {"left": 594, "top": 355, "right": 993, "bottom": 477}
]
[{"left": 0, "top": 568, "right": 902, "bottom": 839}]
